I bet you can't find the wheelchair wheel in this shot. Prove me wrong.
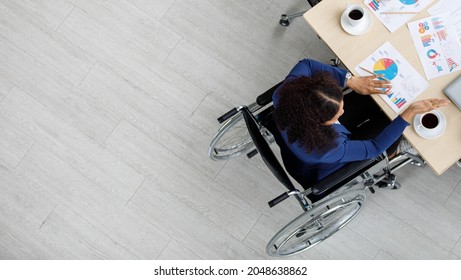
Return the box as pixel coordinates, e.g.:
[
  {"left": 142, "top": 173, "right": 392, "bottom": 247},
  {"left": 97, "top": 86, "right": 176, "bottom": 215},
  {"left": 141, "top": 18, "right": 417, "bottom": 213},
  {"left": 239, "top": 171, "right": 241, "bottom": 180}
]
[
  {"left": 208, "top": 112, "right": 254, "bottom": 161},
  {"left": 266, "top": 190, "right": 366, "bottom": 257}
]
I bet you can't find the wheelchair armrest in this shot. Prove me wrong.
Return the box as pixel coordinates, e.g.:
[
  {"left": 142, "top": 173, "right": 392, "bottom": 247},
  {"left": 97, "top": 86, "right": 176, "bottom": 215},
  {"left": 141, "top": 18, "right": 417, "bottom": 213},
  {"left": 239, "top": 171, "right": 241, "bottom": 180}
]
[
  {"left": 256, "top": 82, "right": 283, "bottom": 106},
  {"left": 311, "top": 158, "right": 380, "bottom": 196}
]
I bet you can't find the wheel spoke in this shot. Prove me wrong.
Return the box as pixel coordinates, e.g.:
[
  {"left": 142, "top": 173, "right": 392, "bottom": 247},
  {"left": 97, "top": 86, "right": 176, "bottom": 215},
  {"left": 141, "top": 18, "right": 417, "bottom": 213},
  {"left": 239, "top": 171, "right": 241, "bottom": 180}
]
[
  {"left": 267, "top": 190, "right": 366, "bottom": 256},
  {"left": 209, "top": 113, "right": 254, "bottom": 160}
]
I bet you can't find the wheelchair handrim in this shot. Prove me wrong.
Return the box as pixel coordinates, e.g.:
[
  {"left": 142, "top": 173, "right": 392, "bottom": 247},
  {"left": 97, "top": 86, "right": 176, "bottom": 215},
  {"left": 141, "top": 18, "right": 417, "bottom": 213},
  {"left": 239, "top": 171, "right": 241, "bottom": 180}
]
[{"left": 266, "top": 190, "right": 366, "bottom": 257}]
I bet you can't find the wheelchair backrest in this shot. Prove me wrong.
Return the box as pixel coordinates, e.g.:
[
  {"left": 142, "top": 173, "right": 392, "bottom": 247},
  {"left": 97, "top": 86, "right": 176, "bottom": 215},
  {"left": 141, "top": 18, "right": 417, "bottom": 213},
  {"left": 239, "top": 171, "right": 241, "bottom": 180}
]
[{"left": 241, "top": 107, "right": 298, "bottom": 193}]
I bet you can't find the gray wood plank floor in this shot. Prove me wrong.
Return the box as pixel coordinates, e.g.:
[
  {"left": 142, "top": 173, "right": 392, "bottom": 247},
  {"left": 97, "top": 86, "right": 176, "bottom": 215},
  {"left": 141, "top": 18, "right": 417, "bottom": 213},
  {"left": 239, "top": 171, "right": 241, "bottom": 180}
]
[{"left": 0, "top": 0, "right": 460, "bottom": 259}]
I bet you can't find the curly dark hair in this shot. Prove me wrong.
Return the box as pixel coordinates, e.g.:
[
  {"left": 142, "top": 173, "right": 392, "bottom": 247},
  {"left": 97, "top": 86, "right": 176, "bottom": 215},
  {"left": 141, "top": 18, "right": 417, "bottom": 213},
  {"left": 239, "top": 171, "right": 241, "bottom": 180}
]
[{"left": 274, "top": 72, "right": 343, "bottom": 153}]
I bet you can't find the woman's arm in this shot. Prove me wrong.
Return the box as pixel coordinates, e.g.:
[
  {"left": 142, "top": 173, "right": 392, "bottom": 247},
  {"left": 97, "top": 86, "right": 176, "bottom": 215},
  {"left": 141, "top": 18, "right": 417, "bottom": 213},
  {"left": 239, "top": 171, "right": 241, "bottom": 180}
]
[
  {"left": 289, "top": 59, "right": 392, "bottom": 95},
  {"left": 400, "top": 98, "right": 450, "bottom": 123},
  {"left": 319, "top": 98, "right": 450, "bottom": 163},
  {"left": 283, "top": 115, "right": 407, "bottom": 164},
  {"left": 289, "top": 98, "right": 449, "bottom": 163},
  {"left": 334, "top": 116, "right": 408, "bottom": 162}
]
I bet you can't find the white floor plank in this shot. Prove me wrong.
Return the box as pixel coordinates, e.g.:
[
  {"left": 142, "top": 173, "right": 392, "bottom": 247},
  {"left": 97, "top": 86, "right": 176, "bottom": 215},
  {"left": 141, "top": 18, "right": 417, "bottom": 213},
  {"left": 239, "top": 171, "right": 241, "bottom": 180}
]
[
  {"left": 0, "top": 167, "right": 57, "bottom": 230},
  {"left": 0, "top": 115, "right": 34, "bottom": 169},
  {"left": 393, "top": 162, "right": 461, "bottom": 205},
  {"left": 0, "top": 87, "right": 144, "bottom": 202},
  {"left": 0, "top": 168, "right": 60, "bottom": 259},
  {"left": 104, "top": 120, "right": 261, "bottom": 241},
  {"left": 367, "top": 172, "right": 461, "bottom": 251},
  {"left": 348, "top": 200, "right": 458, "bottom": 259},
  {"left": 78, "top": 62, "right": 223, "bottom": 177},
  {"left": 451, "top": 236, "right": 461, "bottom": 258},
  {"left": 161, "top": 0, "right": 309, "bottom": 84},
  {"left": 0, "top": 2, "right": 93, "bottom": 85},
  {"left": 3, "top": 0, "right": 74, "bottom": 31},
  {"left": 157, "top": 239, "right": 203, "bottom": 260},
  {"left": 126, "top": 0, "right": 176, "bottom": 20},
  {"left": 16, "top": 143, "right": 171, "bottom": 259},
  {"left": 38, "top": 204, "right": 140, "bottom": 259},
  {"left": 67, "top": 0, "right": 181, "bottom": 62},
  {"left": 0, "top": 37, "right": 117, "bottom": 144},
  {"left": 0, "top": 73, "right": 13, "bottom": 101},
  {"left": 165, "top": 39, "right": 268, "bottom": 110},
  {"left": 128, "top": 177, "right": 264, "bottom": 259},
  {"left": 374, "top": 249, "right": 396, "bottom": 260},
  {"left": 56, "top": 7, "right": 205, "bottom": 117}
]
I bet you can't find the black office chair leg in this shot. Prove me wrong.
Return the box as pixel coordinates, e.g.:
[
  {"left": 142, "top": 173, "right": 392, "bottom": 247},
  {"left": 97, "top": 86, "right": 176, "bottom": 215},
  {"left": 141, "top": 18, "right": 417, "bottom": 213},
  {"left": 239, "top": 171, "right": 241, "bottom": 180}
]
[{"left": 279, "top": 11, "right": 308, "bottom": 26}]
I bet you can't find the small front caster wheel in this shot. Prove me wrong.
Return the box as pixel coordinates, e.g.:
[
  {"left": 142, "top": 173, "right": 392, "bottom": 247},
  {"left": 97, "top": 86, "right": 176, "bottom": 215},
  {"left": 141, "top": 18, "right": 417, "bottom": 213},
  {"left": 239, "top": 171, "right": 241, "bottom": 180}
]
[
  {"left": 279, "top": 14, "right": 290, "bottom": 26},
  {"left": 390, "top": 181, "right": 401, "bottom": 190}
]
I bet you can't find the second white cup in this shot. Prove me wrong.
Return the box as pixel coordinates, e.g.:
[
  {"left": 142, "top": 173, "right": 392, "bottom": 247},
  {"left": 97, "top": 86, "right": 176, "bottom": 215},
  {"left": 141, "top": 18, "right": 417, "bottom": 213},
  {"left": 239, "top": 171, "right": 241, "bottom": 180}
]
[{"left": 345, "top": 4, "right": 365, "bottom": 27}]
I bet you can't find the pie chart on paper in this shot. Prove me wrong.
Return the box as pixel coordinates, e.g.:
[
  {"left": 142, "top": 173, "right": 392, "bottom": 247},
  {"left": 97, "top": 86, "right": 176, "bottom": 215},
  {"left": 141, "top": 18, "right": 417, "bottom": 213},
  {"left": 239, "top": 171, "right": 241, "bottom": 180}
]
[
  {"left": 399, "top": 0, "right": 418, "bottom": 5},
  {"left": 373, "top": 58, "right": 399, "bottom": 80}
]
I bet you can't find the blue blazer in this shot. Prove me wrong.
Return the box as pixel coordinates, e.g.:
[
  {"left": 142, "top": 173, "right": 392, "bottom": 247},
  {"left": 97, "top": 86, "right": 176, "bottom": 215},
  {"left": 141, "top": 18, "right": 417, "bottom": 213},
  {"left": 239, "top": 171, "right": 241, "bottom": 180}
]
[{"left": 272, "top": 59, "right": 409, "bottom": 185}]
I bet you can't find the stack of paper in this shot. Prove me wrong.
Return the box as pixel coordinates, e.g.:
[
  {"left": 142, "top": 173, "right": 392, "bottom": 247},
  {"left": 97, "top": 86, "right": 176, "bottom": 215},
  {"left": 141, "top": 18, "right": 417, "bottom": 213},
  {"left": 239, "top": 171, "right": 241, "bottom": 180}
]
[
  {"left": 408, "top": 14, "right": 461, "bottom": 79},
  {"left": 364, "top": 0, "right": 434, "bottom": 32}
]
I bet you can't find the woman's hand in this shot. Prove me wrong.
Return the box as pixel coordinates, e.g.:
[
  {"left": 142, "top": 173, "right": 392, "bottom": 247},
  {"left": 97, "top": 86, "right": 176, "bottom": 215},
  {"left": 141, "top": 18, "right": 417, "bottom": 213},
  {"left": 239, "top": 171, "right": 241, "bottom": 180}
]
[
  {"left": 346, "top": 75, "right": 392, "bottom": 95},
  {"left": 400, "top": 98, "right": 451, "bottom": 123}
]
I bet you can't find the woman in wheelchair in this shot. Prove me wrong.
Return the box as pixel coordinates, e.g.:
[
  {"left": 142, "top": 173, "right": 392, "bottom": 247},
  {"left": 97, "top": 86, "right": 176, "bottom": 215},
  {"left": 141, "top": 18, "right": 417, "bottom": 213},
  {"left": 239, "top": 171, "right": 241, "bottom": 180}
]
[{"left": 273, "top": 59, "right": 449, "bottom": 186}]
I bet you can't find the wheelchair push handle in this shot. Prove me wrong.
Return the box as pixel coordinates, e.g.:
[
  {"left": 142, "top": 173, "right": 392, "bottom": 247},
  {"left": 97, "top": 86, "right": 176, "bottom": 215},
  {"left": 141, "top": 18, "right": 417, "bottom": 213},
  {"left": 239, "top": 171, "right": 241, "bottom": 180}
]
[
  {"left": 268, "top": 192, "right": 290, "bottom": 208},
  {"left": 217, "top": 108, "right": 238, "bottom": 123}
]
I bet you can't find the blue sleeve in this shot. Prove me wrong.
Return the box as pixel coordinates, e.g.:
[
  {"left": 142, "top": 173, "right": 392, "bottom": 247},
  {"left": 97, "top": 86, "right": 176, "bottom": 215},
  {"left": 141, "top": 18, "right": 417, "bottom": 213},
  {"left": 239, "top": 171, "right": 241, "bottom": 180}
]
[
  {"left": 288, "top": 115, "right": 410, "bottom": 164},
  {"left": 273, "top": 59, "right": 348, "bottom": 106},
  {"left": 328, "top": 115, "right": 410, "bottom": 162}
]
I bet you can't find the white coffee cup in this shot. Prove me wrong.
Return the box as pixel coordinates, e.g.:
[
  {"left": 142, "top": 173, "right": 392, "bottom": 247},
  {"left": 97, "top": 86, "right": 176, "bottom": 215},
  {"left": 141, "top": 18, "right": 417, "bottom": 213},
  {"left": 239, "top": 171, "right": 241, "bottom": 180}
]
[
  {"left": 345, "top": 4, "right": 365, "bottom": 27},
  {"left": 417, "top": 111, "right": 440, "bottom": 131}
]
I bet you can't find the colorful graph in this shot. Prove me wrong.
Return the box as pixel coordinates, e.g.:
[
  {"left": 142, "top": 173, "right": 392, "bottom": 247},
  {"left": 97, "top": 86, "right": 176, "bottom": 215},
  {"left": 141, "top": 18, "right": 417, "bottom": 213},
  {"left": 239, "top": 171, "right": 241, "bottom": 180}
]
[
  {"left": 436, "top": 30, "right": 447, "bottom": 41},
  {"left": 373, "top": 58, "right": 399, "bottom": 80},
  {"left": 399, "top": 0, "right": 418, "bottom": 4},
  {"left": 432, "top": 61, "right": 444, "bottom": 73},
  {"left": 420, "top": 34, "right": 433, "bottom": 47},
  {"left": 427, "top": 49, "right": 438, "bottom": 59},
  {"left": 432, "top": 17, "right": 445, "bottom": 29},
  {"left": 368, "top": 0, "right": 383, "bottom": 11},
  {"left": 391, "top": 96, "right": 407, "bottom": 108},
  {"left": 447, "top": 58, "right": 459, "bottom": 72}
]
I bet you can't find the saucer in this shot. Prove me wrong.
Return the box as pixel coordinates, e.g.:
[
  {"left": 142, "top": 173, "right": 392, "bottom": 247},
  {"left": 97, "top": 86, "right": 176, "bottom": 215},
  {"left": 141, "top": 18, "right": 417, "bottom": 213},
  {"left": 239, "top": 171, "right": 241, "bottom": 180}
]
[
  {"left": 340, "top": 9, "right": 372, "bottom": 36},
  {"left": 413, "top": 110, "right": 446, "bottom": 139}
]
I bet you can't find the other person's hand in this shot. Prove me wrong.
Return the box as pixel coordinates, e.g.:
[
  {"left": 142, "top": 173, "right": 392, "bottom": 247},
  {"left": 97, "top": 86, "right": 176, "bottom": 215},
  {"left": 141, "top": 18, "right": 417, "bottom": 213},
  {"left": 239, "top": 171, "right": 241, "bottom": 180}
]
[
  {"left": 346, "top": 75, "right": 392, "bottom": 95},
  {"left": 400, "top": 98, "right": 451, "bottom": 123}
]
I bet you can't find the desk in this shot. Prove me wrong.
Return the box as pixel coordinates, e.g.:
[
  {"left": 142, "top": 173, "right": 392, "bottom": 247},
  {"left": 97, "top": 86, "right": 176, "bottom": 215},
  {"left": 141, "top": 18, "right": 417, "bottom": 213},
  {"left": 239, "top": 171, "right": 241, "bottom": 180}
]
[{"left": 304, "top": 0, "right": 461, "bottom": 175}]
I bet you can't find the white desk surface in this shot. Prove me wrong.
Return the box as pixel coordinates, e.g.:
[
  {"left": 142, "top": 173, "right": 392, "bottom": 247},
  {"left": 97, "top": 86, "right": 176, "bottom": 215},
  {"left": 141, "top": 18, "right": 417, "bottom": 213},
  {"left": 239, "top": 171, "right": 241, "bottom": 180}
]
[{"left": 304, "top": 0, "right": 461, "bottom": 175}]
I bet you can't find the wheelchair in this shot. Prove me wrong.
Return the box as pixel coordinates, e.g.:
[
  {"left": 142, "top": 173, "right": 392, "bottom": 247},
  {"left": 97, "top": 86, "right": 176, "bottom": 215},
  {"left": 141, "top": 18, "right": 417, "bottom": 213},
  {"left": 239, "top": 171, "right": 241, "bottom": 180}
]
[{"left": 208, "top": 83, "right": 425, "bottom": 257}]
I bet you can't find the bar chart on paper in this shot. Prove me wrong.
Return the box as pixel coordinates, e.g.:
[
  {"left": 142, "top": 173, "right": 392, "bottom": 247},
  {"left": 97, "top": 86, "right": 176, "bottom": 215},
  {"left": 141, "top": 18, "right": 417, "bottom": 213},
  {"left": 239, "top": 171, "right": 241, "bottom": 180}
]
[
  {"left": 367, "top": 0, "right": 388, "bottom": 12},
  {"left": 364, "top": 0, "right": 434, "bottom": 32},
  {"left": 355, "top": 42, "right": 428, "bottom": 112}
]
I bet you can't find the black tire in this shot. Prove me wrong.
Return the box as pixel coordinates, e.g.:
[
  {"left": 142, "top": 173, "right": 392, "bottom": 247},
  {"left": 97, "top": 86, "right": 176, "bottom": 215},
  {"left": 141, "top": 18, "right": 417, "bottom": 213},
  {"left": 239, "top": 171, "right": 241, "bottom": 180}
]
[{"left": 266, "top": 190, "right": 366, "bottom": 256}]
